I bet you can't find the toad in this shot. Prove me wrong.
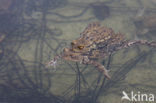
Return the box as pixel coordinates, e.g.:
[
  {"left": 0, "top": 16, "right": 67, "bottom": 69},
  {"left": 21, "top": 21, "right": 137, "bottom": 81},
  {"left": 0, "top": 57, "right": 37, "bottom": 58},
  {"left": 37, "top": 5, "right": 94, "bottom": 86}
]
[{"left": 46, "top": 22, "right": 156, "bottom": 79}]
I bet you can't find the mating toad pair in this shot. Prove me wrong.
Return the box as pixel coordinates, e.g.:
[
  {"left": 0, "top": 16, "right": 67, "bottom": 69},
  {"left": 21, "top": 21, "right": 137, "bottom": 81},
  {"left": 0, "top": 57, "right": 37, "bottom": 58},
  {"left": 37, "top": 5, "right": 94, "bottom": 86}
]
[{"left": 46, "top": 22, "right": 156, "bottom": 79}]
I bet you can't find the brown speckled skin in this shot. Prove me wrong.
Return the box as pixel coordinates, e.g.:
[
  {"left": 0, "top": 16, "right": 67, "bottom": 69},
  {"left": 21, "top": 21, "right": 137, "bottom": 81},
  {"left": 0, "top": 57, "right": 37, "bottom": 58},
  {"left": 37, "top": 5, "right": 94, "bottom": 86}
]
[
  {"left": 60, "top": 22, "right": 128, "bottom": 79},
  {"left": 47, "top": 22, "right": 156, "bottom": 79}
]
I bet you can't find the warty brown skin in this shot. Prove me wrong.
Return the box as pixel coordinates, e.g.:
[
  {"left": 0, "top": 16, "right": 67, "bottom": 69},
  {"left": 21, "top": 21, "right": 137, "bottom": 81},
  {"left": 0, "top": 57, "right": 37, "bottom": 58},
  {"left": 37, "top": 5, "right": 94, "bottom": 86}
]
[{"left": 47, "top": 22, "right": 156, "bottom": 79}]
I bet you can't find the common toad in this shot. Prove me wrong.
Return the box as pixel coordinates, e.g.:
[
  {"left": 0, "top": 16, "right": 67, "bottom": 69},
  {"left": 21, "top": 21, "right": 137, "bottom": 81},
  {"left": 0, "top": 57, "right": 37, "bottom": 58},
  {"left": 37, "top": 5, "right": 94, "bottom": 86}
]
[{"left": 47, "top": 22, "right": 156, "bottom": 79}]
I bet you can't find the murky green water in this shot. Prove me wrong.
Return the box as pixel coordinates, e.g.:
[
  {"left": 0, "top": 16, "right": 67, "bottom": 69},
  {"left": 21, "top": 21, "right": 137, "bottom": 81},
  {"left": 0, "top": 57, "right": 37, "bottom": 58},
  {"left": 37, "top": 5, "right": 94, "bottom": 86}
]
[{"left": 0, "top": 0, "right": 156, "bottom": 103}]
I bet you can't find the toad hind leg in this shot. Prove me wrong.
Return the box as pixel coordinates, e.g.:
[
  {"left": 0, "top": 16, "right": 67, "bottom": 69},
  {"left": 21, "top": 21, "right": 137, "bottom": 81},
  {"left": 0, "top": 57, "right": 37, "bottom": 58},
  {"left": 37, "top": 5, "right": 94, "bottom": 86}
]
[
  {"left": 98, "top": 65, "right": 110, "bottom": 79},
  {"left": 87, "top": 60, "right": 111, "bottom": 79}
]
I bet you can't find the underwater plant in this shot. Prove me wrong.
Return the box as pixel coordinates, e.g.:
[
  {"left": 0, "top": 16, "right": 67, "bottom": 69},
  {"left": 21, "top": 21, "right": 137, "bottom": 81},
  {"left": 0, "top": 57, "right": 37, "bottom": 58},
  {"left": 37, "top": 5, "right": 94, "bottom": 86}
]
[{"left": 0, "top": 34, "right": 5, "bottom": 53}]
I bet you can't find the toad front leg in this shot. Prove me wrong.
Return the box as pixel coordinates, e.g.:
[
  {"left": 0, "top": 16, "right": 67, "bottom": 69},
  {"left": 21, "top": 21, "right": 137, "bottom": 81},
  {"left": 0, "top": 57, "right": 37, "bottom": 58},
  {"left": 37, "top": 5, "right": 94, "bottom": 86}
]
[{"left": 82, "top": 56, "right": 110, "bottom": 79}]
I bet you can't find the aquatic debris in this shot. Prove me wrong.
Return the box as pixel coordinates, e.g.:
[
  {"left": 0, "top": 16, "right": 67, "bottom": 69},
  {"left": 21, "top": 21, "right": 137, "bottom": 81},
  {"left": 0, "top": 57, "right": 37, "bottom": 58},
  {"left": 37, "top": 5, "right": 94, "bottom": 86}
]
[
  {"left": 134, "top": 9, "right": 156, "bottom": 35},
  {"left": 90, "top": 2, "right": 110, "bottom": 20},
  {"left": 0, "top": 0, "right": 12, "bottom": 12},
  {"left": 47, "top": 22, "right": 156, "bottom": 79}
]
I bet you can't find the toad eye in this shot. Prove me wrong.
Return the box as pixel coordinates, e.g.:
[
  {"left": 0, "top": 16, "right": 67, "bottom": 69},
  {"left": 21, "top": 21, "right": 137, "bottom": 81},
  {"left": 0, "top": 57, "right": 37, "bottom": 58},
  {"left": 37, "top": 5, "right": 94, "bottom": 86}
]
[
  {"left": 71, "top": 42, "right": 75, "bottom": 45},
  {"left": 71, "top": 40, "right": 76, "bottom": 45},
  {"left": 77, "top": 45, "right": 84, "bottom": 50}
]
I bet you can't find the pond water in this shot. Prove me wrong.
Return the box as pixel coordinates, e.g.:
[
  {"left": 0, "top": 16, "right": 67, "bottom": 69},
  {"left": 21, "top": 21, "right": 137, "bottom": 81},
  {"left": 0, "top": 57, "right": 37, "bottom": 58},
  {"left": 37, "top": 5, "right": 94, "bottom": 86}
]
[{"left": 0, "top": 0, "right": 156, "bottom": 103}]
